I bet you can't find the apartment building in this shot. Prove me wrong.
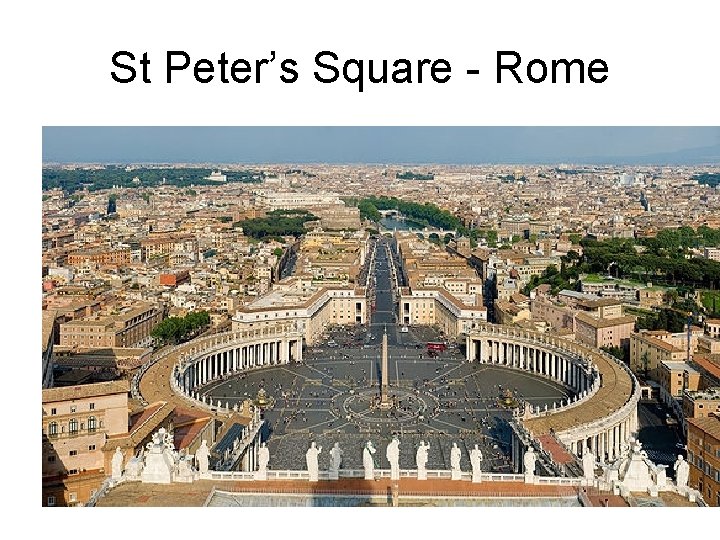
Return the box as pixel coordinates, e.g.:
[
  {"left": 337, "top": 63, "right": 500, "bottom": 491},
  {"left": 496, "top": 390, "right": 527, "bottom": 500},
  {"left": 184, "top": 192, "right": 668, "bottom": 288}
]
[
  {"left": 59, "top": 303, "right": 163, "bottom": 349},
  {"left": 575, "top": 311, "right": 636, "bottom": 351},
  {"left": 704, "top": 248, "right": 720, "bottom": 262},
  {"left": 683, "top": 388, "right": 720, "bottom": 422},
  {"left": 706, "top": 319, "right": 720, "bottom": 340},
  {"left": 67, "top": 247, "right": 131, "bottom": 269},
  {"left": 42, "top": 380, "right": 130, "bottom": 507},
  {"left": 630, "top": 328, "right": 704, "bottom": 377},
  {"left": 687, "top": 415, "right": 720, "bottom": 507}
]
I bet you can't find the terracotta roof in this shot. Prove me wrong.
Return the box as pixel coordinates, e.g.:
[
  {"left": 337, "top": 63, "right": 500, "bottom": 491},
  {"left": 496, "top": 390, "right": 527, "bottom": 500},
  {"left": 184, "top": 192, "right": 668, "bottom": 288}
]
[
  {"left": 42, "top": 379, "right": 129, "bottom": 404},
  {"left": 575, "top": 312, "right": 636, "bottom": 329},
  {"left": 692, "top": 354, "right": 720, "bottom": 381},
  {"left": 172, "top": 407, "right": 213, "bottom": 450},
  {"left": 537, "top": 434, "right": 575, "bottom": 464},
  {"left": 688, "top": 415, "right": 720, "bottom": 441}
]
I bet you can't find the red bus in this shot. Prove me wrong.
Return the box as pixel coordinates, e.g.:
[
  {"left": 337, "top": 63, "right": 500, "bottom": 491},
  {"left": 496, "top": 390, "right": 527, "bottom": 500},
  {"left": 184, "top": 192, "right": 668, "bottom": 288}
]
[{"left": 427, "top": 342, "right": 446, "bottom": 353}]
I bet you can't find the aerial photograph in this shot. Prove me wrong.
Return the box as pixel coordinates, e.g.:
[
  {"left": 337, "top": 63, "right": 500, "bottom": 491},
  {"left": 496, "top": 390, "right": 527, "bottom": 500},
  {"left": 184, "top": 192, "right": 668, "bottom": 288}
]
[{"left": 41, "top": 126, "right": 720, "bottom": 508}]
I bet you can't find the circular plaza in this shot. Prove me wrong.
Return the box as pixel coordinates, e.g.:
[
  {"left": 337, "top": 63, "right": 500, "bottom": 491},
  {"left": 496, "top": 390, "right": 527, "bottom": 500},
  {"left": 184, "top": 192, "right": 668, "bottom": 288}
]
[
  {"left": 183, "top": 325, "right": 573, "bottom": 472},
  {"left": 143, "top": 319, "right": 638, "bottom": 476}
]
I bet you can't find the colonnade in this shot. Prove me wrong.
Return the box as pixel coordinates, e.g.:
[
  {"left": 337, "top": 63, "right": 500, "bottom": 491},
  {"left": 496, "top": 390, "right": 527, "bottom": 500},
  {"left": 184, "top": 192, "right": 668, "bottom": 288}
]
[
  {"left": 566, "top": 411, "right": 638, "bottom": 463},
  {"left": 174, "top": 337, "right": 302, "bottom": 398},
  {"left": 466, "top": 336, "right": 594, "bottom": 394},
  {"left": 466, "top": 325, "right": 640, "bottom": 464}
]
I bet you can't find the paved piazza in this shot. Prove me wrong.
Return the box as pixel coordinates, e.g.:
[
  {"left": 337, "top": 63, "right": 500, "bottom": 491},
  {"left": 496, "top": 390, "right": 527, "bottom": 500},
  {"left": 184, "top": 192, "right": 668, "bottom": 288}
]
[{"left": 199, "top": 334, "right": 570, "bottom": 472}]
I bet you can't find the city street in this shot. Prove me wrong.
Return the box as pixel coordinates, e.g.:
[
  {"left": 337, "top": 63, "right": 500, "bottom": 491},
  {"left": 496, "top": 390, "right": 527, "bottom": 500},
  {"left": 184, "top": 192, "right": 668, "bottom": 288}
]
[{"left": 637, "top": 400, "right": 685, "bottom": 466}]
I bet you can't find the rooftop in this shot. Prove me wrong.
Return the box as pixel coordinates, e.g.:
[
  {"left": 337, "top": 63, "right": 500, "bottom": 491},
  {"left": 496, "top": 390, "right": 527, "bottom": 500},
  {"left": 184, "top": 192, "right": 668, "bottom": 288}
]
[
  {"left": 574, "top": 312, "right": 636, "bottom": 329},
  {"left": 688, "top": 415, "right": 720, "bottom": 440},
  {"left": 42, "top": 379, "right": 129, "bottom": 404},
  {"left": 523, "top": 341, "right": 634, "bottom": 436},
  {"left": 42, "top": 310, "right": 57, "bottom": 351}
]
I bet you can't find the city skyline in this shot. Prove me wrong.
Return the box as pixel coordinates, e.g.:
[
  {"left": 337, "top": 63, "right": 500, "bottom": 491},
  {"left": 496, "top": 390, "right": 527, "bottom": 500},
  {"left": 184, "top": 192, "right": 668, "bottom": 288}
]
[{"left": 43, "top": 127, "right": 720, "bottom": 165}]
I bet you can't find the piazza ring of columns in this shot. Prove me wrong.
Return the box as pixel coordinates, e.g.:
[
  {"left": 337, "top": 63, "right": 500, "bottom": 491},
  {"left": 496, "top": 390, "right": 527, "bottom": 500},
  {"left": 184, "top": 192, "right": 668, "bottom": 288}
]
[
  {"left": 165, "top": 322, "right": 305, "bottom": 413},
  {"left": 466, "top": 324, "right": 640, "bottom": 463}
]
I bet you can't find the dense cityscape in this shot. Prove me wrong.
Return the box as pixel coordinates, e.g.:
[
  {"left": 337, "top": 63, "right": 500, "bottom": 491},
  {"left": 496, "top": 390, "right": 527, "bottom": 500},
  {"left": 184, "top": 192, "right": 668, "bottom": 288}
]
[{"left": 41, "top": 161, "right": 720, "bottom": 507}]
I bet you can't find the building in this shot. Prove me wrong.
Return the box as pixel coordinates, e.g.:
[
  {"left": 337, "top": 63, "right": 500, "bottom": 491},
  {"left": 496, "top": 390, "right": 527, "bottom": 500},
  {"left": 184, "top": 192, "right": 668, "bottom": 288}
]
[
  {"left": 59, "top": 303, "right": 163, "bottom": 349},
  {"left": 686, "top": 415, "right": 720, "bottom": 507},
  {"left": 295, "top": 230, "right": 369, "bottom": 283},
  {"left": 704, "top": 247, "right": 720, "bottom": 262},
  {"left": 706, "top": 319, "right": 720, "bottom": 340},
  {"left": 140, "top": 234, "right": 198, "bottom": 264},
  {"left": 310, "top": 205, "right": 361, "bottom": 230},
  {"left": 630, "top": 328, "right": 703, "bottom": 378},
  {"left": 42, "top": 380, "right": 130, "bottom": 507},
  {"left": 530, "top": 294, "right": 575, "bottom": 332},
  {"left": 159, "top": 269, "right": 190, "bottom": 286},
  {"left": 494, "top": 294, "right": 531, "bottom": 325},
  {"left": 398, "top": 287, "right": 487, "bottom": 337},
  {"left": 395, "top": 233, "right": 487, "bottom": 339},
  {"left": 204, "top": 170, "right": 227, "bottom": 182},
  {"left": 232, "top": 277, "right": 367, "bottom": 346},
  {"left": 262, "top": 192, "right": 342, "bottom": 211},
  {"left": 683, "top": 388, "right": 720, "bottom": 422},
  {"left": 574, "top": 311, "right": 636, "bottom": 352},
  {"left": 67, "top": 247, "right": 131, "bottom": 269},
  {"left": 53, "top": 347, "right": 153, "bottom": 375},
  {"left": 658, "top": 361, "right": 701, "bottom": 402}
]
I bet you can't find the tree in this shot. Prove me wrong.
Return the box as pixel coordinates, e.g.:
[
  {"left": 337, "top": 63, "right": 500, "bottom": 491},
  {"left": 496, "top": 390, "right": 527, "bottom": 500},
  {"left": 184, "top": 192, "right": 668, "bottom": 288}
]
[
  {"left": 151, "top": 311, "right": 210, "bottom": 344},
  {"left": 601, "top": 346, "right": 626, "bottom": 363}
]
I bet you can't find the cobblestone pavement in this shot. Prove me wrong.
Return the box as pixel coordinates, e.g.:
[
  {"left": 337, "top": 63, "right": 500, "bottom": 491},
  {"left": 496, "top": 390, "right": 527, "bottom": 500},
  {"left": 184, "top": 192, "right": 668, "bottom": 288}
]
[{"left": 200, "top": 352, "right": 569, "bottom": 471}]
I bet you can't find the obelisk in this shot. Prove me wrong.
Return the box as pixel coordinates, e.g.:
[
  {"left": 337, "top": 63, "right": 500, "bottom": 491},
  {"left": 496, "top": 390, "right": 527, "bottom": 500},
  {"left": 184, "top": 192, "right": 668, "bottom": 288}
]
[{"left": 380, "top": 326, "right": 390, "bottom": 408}]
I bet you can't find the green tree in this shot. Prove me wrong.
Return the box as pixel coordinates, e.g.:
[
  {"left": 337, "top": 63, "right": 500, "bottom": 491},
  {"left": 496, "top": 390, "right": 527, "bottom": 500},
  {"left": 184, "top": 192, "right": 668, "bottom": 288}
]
[{"left": 601, "top": 346, "right": 626, "bottom": 363}]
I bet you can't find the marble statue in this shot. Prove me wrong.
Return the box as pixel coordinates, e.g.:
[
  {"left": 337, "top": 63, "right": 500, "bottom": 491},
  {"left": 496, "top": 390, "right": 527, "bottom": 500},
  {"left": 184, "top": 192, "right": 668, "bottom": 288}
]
[
  {"left": 141, "top": 428, "right": 176, "bottom": 484},
  {"left": 175, "top": 455, "right": 195, "bottom": 482},
  {"left": 470, "top": 445, "right": 483, "bottom": 483},
  {"left": 306, "top": 442, "right": 322, "bottom": 482},
  {"left": 582, "top": 450, "right": 596, "bottom": 482},
  {"left": 124, "top": 456, "right": 144, "bottom": 480},
  {"left": 523, "top": 447, "right": 536, "bottom": 482},
  {"left": 386, "top": 437, "right": 400, "bottom": 481},
  {"left": 416, "top": 440, "right": 430, "bottom": 480},
  {"left": 674, "top": 455, "right": 689, "bottom": 490},
  {"left": 256, "top": 443, "right": 270, "bottom": 480},
  {"left": 450, "top": 442, "right": 462, "bottom": 480},
  {"left": 196, "top": 440, "right": 210, "bottom": 475},
  {"left": 329, "top": 442, "right": 343, "bottom": 479},
  {"left": 363, "top": 441, "right": 377, "bottom": 480},
  {"left": 111, "top": 447, "right": 124, "bottom": 480},
  {"left": 608, "top": 437, "right": 661, "bottom": 495},
  {"left": 655, "top": 464, "right": 668, "bottom": 488}
]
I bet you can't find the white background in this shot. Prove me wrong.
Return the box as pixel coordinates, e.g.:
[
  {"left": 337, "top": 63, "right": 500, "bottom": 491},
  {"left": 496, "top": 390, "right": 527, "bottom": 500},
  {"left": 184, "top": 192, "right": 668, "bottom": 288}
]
[
  {"left": 2, "top": 0, "right": 718, "bottom": 536},
  {"left": 13, "top": 0, "right": 720, "bottom": 126}
]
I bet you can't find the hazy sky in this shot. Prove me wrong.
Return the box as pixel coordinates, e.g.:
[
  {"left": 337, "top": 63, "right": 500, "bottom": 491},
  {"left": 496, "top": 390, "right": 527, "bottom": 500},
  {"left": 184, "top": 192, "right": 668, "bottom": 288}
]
[{"left": 42, "top": 127, "right": 720, "bottom": 164}]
